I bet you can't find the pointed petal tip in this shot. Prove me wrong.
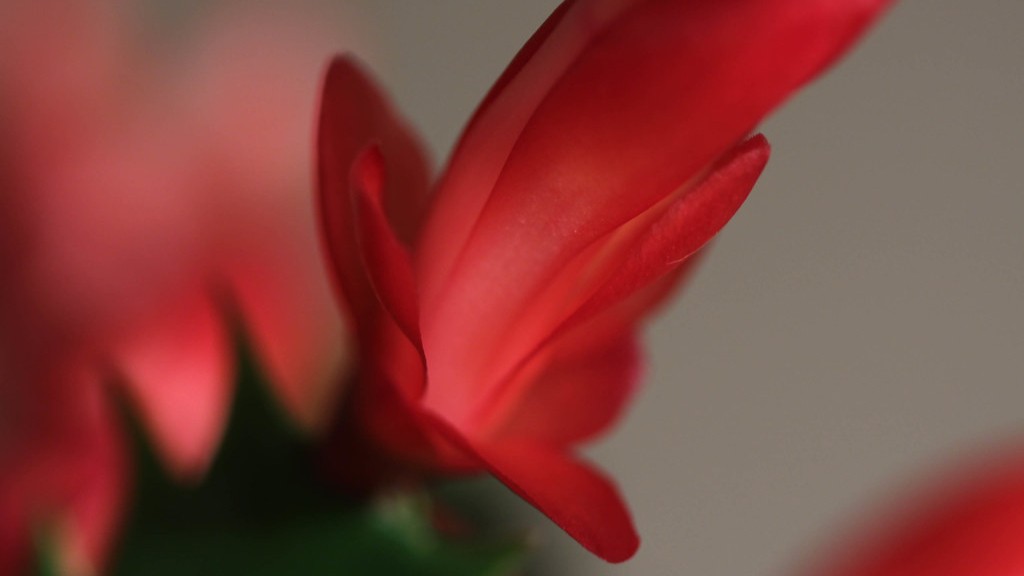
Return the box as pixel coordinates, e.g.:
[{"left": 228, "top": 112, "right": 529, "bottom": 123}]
[
  {"left": 111, "top": 292, "right": 233, "bottom": 483},
  {"left": 429, "top": 415, "right": 640, "bottom": 563},
  {"left": 320, "top": 54, "right": 375, "bottom": 110},
  {"left": 747, "top": 132, "right": 770, "bottom": 153},
  {"left": 324, "top": 52, "right": 360, "bottom": 78}
]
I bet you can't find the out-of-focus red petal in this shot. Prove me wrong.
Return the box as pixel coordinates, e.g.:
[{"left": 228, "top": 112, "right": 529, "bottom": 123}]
[
  {"left": 227, "top": 259, "right": 346, "bottom": 432},
  {"left": 0, "top": 365, "right": 126, "bottom": 576},
  {"left": 422, "top": 0, "right": 890, "bottom": 419},
  {"left": 317, "top": 56, "right": 430, "bottom": 342},
  {"left": 111, "top": 290, "right": 231, "bottom": 481},
  {"left": 798, "top": 446, "right": 1024, "bottom": 576},
  {"left": 178, "top": 2, "right": 351, "bottom": 206},
  {"left": 0, "top": 0, "right": 132, "bottom": 160},
  {"left": 177, "top": 4, "right": 351, "bottom": 434},
  {"left": 350, "top": 146, "right": 421, "bottom": 347},
  {"left": 429, "top": 418, "right": 638, "bottom": 563}
]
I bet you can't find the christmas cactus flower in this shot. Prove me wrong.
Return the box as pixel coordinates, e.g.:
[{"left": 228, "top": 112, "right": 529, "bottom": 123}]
[
  {"left": 797, "top": 444, "right": 1024, "bottom": 576},
  {"left": 318, "top": 0, "right": 893, "bottom": 563},
  {"left": 0, "top": 1, "right": 348, "bottom": 573}
]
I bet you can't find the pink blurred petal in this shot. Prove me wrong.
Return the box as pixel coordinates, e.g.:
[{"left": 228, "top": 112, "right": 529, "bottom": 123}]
[
  {"left": 170, "top": 3, "right": 354, "bottom": 430},
  {"left": 0, "top": 364, "right": 126, "bottom": 576},
  {"left": 2, "top": 1, "right": 360, "bottom": 570},
  {"left": 227, "top": 257, "right": 346, "bottom": 432},
  {"left": 111, "top": 290, "right": 232, "bottom": 481},
  {"left": 0, "top": 0, "right": 134, "bottom": 162}
]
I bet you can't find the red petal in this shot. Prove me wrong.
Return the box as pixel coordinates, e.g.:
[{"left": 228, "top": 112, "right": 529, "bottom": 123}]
[
  {"left": 417, "top": 0, "right": 617, "bottom": 308},
  {"left": 0, "top": 364, "right": 126, "bottom": 576},
  {"left": 483, "top": 328, "right": 641, "bottom": 446},
  {"left": 423, "top": 136, "right": 765, "bottom": 423},
  {"left": 596, "top": 248, "right": 706, "bottom": 328},
  {"left": 317, "top": 56, "right": 430, "bottom": 342},
  {"left": 0, "top": 0, "right": 131, "bottom": 156},
  {"left": 490, "top": 136, "right": 762, "bottom": 412},
  {"left": 462, "top": 139, "right": 763, "bottom": 436},
  {"left": 227, "top": 258, "right": 346, "bottom": 432},
  {"left": 350, "top": 146, "right": 421, "bottom": 347},
  {"left": 111, "top": 290, "right": 231, "bottom": 481},
  {"left": 430, "top": 418, "right": 639, "bottom": 563},
  {"left": 422, "top": 0, "right": 889, "bottom": 417},
  {"left": 576, "top": 135, "right": 770, "bottom": 321},
  {"left": 513, "top": 135, "right": 764, "bottom": 385},
  {"left": 478, "top": 443, "right": 638, "bottom": 563},
  {"left": 464, "top": 251, "right": 702, "bottom": 447},
  {"left": 800, "top": 446, "right": 1024, "bottom": 576}
]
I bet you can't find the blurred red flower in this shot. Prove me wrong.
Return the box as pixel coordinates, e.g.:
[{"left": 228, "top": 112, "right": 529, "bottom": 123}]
[
  {"left": 0, "top": 1, "right": 348, "bottom": 573},
  {"left": 318, "top": 0, "right": 893, "bottom": 563},
  {"left": 797, "top": 444, "right": 1024, "bottom": 576}
]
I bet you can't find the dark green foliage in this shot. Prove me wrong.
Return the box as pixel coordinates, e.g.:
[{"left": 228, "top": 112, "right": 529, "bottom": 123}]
[{"left": 101, "top": 335, "right": 524, "bottom": 576}]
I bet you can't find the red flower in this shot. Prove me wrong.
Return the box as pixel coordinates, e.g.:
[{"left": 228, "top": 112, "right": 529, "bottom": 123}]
[
  {"left": 797, "top": 445, "right": 1024, "bottom": 576},
  {"left": 318, "top": 0, "right": 893, "bottom": 563},
  {"left": 0, "top": 1, "right": 349, "bottom": 573}
]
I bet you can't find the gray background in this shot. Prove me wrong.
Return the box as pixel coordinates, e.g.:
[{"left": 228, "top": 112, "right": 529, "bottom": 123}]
[{"left": 343, "top": 2, "right": 1024, "bottom": 574}]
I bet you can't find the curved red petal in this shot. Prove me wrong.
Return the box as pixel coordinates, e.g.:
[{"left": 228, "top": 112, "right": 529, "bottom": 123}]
[
  {"left": 457, "top": 138, "right": 764, "bottom": 434},
  {"left": 476, "top": 135, "right": 763, "bottom": 416},
  {"left": 111, "top": 290, "right": 231, "bottom": 481},
  {"left": 417, "top": 0, "right": 632, "bottom": 309},
  {"left": 484, "top": 329, "right": 641, "bottom": 446},
  {"left": 423, "top": 136, "right": 765, "bottom": 423},
  {"left": 510, "top": 135, "right": 764, "bottom": 392},
  {"left": 422, "top": 0, "right": 889, "bottom": 419},
  {"left": 429, "top": 418, "right": 639, "bottom": 563},
  {"left": 461, "top": 249, "right": 701, "bottom": 446},
  {"left": 478, "top": 443, "right": 638, "bottom": 563},
  {"left": 317, "top": 56, "right": 430, "bottom": 342},
  {"left": 576, "top": 135, "right": 770, "bottom": 321},
  {"left": 350, "top": 146, "right": 421, "bottom": 348}
]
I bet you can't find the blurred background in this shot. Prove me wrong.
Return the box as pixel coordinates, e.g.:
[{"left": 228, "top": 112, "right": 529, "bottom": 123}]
[{"left": 4, "top": 1, "right": 1023, "bottom": 575}]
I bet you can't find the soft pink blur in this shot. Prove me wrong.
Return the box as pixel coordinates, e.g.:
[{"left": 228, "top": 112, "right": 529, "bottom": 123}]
[{"left": 0, "top": 0, "right": 351, "bottom": 573}]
